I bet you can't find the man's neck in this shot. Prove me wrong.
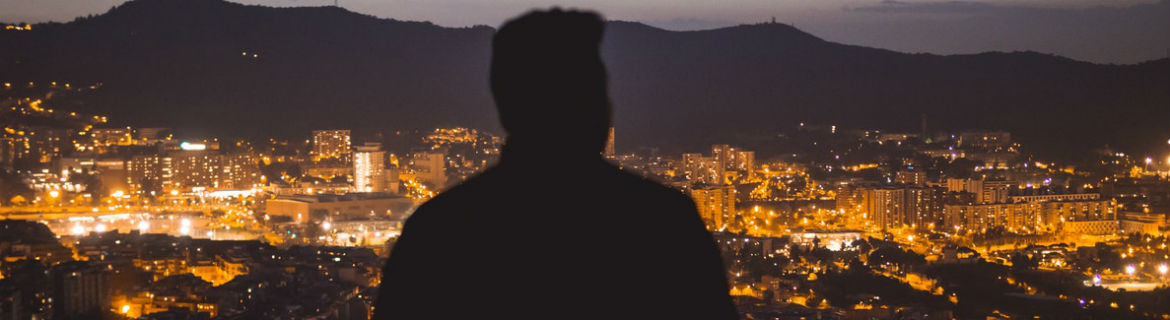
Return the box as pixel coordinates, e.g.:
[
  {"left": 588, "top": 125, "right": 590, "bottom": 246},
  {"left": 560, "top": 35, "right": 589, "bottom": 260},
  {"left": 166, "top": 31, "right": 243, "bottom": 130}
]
[{"left": 500, "top": 136, "right": 606, "bottom": 167}]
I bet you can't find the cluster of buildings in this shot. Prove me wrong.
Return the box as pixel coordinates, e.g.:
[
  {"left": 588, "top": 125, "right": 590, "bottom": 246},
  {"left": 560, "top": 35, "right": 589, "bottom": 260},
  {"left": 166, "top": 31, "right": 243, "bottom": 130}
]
[
  {"left": 124, "top": 140, "right": 263, "bottom": 194},
  {"left": 670, "top": 145, "right": 758, "bottom": 231},
  {"left": 0, "top": 220, "right": 381, "bottom": 319},
  {"left": 836, "top": 177, "right": 1123, "bottom": 234},
  {"left": 2, "top": 119, "right": 263, "bottom": 201},
  {"left": 3, "top": 86, "right": 1168, "bottom": 320},
  {"left": 680, "top": 144, "right": 756, "bottom": 185},
  {"left": 292, "top": 128, "right": 499, "bottom": 196}
]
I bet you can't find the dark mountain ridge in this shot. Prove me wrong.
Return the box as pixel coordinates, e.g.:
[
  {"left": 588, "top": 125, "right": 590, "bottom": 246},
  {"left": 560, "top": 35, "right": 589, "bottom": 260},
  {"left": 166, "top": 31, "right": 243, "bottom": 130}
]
[{"left": 1, "top": 0, "right": 1166, "bottom": 159}]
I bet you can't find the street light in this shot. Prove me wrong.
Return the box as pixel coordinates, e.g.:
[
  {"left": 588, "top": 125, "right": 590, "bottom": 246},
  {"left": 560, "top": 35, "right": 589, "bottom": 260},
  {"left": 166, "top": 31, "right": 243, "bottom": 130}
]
[{"left": 180, "top": 218, "right": 191, "bottom": 235}]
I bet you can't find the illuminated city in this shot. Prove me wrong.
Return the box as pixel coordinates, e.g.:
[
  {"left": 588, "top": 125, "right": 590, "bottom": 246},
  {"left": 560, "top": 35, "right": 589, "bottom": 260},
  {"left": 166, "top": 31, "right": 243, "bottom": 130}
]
[{"left": 1, "top": 0, "right": 1168, "bottom": 319}]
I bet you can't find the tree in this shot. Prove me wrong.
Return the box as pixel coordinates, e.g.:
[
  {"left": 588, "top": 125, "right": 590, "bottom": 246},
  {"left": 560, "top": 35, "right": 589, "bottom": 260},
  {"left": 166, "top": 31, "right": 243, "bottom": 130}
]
[
  {"left": 1010, "top": 253, "right": 1039, "bottom": 270},
  {"left": 852, "top": 239, "right": 873, "bottom": 254},
  {"left": 70, "top": 171, "right": 106, "bottom": 203},
  {"left": 869, "top": 247, "right": 925, "bottom": 270},
  {"left": 0, "top": 170, "right": 33, "bottom": 205},
  {"left": 943, "top": 158, "right": 979, "bottom": 179}
]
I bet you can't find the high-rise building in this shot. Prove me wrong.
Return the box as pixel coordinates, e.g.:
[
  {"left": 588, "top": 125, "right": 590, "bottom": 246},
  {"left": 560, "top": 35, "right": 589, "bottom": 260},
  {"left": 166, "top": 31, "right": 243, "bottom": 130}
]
[
  {"left": 604, "top": 126, "right": 615, "bottom": 158},
  {"left": 170, "top": 151, "right": 220, "bottom": 190},
  {"left": 1009, "top": 193, "right": 1100, "bottom": 203},
  {"left": 945, "top": 178, "right": 1013, "bottom": 204},
  {"left": 863, "top": 188, "right": 905, "bottom": 229},
  {"left": 943, "top": 203, "right": 1036, "bottom": 232},
  {"left": 863, "top": 187, "right": 942, "bottom": 229},
  {"left": 945, "top": 178, "right": 969, "bottom": 193},
  {"left": 895, "top": 170, "right": 927, "bottom": 186},
  {"left": 711, "top": 144, "right": 731, "bottom": 172},
  {"left": 126, "top": 151, "right": 260, "bottom": 192},
  {"left": 219, "top": 153, "right": 262, "bottom": 190},
  {"left": 51, "top": 261, "right": 108, "bottom": 319},
  {"left": 680, "top": 145, "right": 757, "bottom": 185},
  {"left": 354, "top": 143, "right": 387, "bottom": 193},
  {"left": 312, "top": 130, "right": 352, "bottom": 162},
  {"left": 127, "top": 154, "right": 173, "bottom": 193},
  {"left": 835, "top": 186, "right": 865, "bottom": 213},
  {"left": 384, "top": 167, "right": 401, "bottom": 195},
  {"left": 943, "top": 199, "right": 1115, "bottom": 232},
  {"left": 903, "top": 187, "right": 942, "bottom": 228},
  {"left": 1, "top": 127, "right": 73, "bottom": 164},
  {"left": 692, "top": 185, "right": 735, "bottom": 230},
  {"left": 1041, "top": 199, "right": 1116, "bottom": 222},
  {"left": 682, "top": 153, "right": 721, "bottom": 184},
  {"left": 409, "top": 152, "right": 446, "bottom": 188},
  {"left": 729, "top": 150, "right": 755, "bottom": 180},
  {"left": 711, "top": 144, "right": 754, "bottom": 182},
  {"left": 978, "top": 181, "right": 1013, "bottom": 204}
]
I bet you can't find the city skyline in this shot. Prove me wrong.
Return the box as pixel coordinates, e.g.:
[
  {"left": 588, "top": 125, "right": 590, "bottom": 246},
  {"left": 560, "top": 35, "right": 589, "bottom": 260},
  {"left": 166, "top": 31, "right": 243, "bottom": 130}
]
[
  {"left": 1, "top": 2, "right": 1168, "bottom": 319},
  {"left": 3, "top": 119, "right": 1169, "bottom": 319}
]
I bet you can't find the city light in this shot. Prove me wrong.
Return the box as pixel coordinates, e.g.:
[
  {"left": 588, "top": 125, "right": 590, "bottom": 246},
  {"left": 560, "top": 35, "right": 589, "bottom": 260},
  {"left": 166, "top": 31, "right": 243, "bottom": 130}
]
[
  {"left": 0, "top": 9, "right": 1164, "bottom": 316},
  {"left": 179, "top": 218, "right": 192, "bottom": 235},
  {"left": 179, "top": 141, "right": 206, "bottom": 150}
]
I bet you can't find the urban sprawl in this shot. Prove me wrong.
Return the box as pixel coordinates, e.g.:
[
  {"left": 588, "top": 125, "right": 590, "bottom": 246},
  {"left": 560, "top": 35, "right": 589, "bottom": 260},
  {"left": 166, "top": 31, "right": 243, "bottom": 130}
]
[{"left": 1, "top": 82, "right": 1169, "bottom": 319}]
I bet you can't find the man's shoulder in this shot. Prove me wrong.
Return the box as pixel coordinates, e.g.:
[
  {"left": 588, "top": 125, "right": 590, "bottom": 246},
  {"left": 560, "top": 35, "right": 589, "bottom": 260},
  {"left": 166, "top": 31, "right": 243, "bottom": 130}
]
[
  {"left": 601, "top": 165, "right": 696, "bottom": 210},
  {"left": 424, "top": 166, "right": 504, "bottom": 202},
  {"left": 403, "top": 167, "right": 503, "bottom": 223}
]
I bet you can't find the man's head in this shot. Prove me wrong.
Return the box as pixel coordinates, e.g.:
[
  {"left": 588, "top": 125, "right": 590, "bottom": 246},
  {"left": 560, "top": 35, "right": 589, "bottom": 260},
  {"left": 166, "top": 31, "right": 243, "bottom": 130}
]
[{"left": 490, "top": 9, "right": 611, "bottom": 155}]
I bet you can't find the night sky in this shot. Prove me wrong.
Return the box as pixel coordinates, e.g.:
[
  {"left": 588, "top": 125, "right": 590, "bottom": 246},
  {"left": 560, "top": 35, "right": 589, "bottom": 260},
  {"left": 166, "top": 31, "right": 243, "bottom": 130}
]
[{"left": 2, "top": 0, "right": 1167, "bottom": 64}]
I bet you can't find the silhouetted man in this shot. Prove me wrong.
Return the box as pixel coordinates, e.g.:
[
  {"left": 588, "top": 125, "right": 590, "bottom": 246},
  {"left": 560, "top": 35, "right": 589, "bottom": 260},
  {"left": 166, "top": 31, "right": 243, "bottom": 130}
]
[{"left": 373, "top": 10, "right": 737, "bottom": 319}]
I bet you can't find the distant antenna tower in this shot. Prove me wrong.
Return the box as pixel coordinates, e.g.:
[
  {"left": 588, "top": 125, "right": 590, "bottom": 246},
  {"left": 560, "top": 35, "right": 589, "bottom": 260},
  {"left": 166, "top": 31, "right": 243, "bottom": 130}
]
[
  {"left": 334, "top": 0, "right": 339, "bottom": 7},
  {"left": 771, "top": 17, "right": 776, "bottom": 24}
]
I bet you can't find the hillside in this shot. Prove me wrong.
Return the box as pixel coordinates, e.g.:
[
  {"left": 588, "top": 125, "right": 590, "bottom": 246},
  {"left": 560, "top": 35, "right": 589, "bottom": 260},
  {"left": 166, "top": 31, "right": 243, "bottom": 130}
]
[{"left": 1, "top": 0, "right": 1166, "bottom": 158}]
